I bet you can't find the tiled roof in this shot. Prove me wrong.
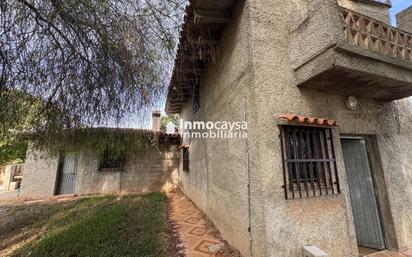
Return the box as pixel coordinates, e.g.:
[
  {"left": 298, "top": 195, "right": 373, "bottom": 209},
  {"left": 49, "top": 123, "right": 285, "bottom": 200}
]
[{"left": 279, "top": 115, "right": 340, "bottom": 127}]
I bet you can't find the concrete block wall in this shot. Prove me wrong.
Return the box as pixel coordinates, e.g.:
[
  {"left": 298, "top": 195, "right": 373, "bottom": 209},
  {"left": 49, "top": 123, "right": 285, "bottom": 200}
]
[
  {"left": 20, "top": 144, "right": 60, "bottom": 198},
  {"left": 20, "top": 142, "right": 179, "bottom": 198},
  {"left": 75, "top": 144, "right": 180, "bottom": 195}
]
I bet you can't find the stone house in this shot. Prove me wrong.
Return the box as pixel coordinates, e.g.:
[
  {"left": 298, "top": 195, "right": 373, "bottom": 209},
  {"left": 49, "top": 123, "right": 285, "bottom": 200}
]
[
  {"left": 20, "top": 113, "right": 180, "bottom": 199},
  {"left": 165, "top": 0, "right": 412, "bottom": 257}
]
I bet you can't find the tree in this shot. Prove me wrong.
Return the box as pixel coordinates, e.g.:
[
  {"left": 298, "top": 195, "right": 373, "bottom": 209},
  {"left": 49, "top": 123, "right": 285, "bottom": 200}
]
[
  {"left": 160, "top": 114, "right": 179, "bottom": 132},
  {"left": 0, "top": 90, "right": 51, "bottom": 164},
  {"left": 0, "top": 137, "right": 28, "bottom": 165},
  {"left": 0, "top": 0, "right": 184, "bottom": 140}
]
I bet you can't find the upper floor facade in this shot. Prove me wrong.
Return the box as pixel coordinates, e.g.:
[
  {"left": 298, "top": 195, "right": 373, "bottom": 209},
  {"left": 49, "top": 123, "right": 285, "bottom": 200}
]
[
  {"left": 166, "top": 0, "right": 412, "bottom": 113},
  {"left": 292, "top": 0, "right": 412, "bottom": 101}
]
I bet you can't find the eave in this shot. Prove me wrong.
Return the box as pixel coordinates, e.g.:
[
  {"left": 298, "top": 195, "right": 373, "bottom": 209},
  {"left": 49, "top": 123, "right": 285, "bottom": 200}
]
[{"left": 165, "top": 0, "right": 236, "bottom": 114}]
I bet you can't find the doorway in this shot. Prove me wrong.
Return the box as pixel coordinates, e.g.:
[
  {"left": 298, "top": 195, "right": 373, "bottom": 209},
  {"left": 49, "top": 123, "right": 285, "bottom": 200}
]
[
  {"left": 56, "top": 152, "right": 77, "bottom": 195},
  {"left": 341, "top": 138, "right": 385, "bottom": 251}
]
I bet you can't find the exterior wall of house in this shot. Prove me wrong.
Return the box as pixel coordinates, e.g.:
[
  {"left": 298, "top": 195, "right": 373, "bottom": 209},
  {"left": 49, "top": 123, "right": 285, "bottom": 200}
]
[
  {"left": 178, "top": 0, "right": 412, "bottom": 257},
  {"left": 2, "top": 166, "right": 14, "bottom": 191},
  {"left": 178, "top": 1, "right": 252, "bottom": 255},
  {"left": 75, "top": 144, "right": 179, "bottom": 195},
  {"left": 250, "top": 0, "right": 412, "bottom": 255},
  {"left": 20, "top": 144, "right": 60, "bottom": 198},
  {"left": 0, "top": 166, "right": 4, "bottom": 189},
  {"left": 20, "top": 143, "right": 179, "bottom": 198},
  {"left": 397, "top": 6, "right": 412, "bottom": 34}
]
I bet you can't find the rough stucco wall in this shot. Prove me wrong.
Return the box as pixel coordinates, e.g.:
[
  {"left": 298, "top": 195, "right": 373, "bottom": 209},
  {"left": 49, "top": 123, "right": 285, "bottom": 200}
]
[
  {"left": 289, "top": 0, "right": 343, "bottom": 70},
  {"left": 246, "top": 1, "right": 412, "bottom": 256},
  {"left": 396, "top": 6, "right": 412, "bottom": 34},
  {"left": 178, "top": 0, "right": 412, "bottom": 255},
  {"left": 20, "top": 143, "right": 179, "bottom": 198},
  {"left": 244, "top": 1, "right": 356, "bottom": 256},
  {"left": 179, "top": 1, "right": 252, "bottom": 256},
  {"left": 20, "top": 144, "right": 59, "bottom": 198},
  {"left": 379, "top": 99, "right": 412, "bottom": 250},
  {"left": 337, "top": 0, "right": 391, "bottom": 24}
]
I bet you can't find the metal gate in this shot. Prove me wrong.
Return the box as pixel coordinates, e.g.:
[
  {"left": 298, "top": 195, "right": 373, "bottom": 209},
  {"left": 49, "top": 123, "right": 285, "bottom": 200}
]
[
  {"left": 341, "top": 139, "right": 385, "bottom": 250},
  {"left": 56, "top": 153, "right": 77, "bottom": 195}
]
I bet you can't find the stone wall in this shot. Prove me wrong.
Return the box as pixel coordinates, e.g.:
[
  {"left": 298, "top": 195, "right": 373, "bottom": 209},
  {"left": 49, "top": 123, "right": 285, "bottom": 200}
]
[
  {"left": 20, "top": 142, "right": 180, "bottom": 198},
  {"left": 178, "top": 0, "right": 412, "bottom": 256}
]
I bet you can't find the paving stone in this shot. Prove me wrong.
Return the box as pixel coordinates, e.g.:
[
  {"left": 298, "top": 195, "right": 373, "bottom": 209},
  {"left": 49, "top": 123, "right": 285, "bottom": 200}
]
[
  {"left": 402, "top": 248, "right": 412, "bottom": 257},
  {"left": 168, "top": 191, "right": 223, "bottom": 257}
]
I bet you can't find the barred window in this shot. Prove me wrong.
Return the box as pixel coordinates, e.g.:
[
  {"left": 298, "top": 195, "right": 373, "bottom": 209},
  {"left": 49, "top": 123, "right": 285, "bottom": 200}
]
[
  {"left": 183, "top": 147, "right": 189, "bottom": 172},
  {"left": 279, "top": 125, "right": 340, "bottom": 199},
  {"left": 98, "top": 147, "right": 124, "bottom": 171}
]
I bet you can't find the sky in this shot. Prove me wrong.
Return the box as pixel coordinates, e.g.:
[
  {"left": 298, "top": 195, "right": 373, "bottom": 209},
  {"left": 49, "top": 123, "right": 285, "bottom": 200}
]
[{"left": 390, "top": 0, "right": 412, "bottom": 24}]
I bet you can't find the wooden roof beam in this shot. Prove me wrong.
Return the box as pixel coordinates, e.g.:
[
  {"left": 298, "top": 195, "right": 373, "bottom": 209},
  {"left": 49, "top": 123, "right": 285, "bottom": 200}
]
[
  {"left": 194, "top": 9, "right": 232, "bottom": 24},
  {"left": 167, "top": 100, "right": 185, "bottom": 105}
]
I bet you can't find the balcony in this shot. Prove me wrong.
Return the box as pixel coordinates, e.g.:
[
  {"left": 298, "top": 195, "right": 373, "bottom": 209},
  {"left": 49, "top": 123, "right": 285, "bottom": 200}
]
[{"left": 292, "top": 3, "right": 412, "bottom": 101}]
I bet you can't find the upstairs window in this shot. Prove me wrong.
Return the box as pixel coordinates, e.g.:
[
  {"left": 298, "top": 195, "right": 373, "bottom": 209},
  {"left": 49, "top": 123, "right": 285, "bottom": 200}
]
[
  {"left": 279, "top": 125, "right": 340, "bottom": 199},
  {"left": 98, "top": 147, "right": 124, "bottom": 171},
  {"left": 183, "top": 147, "right": 189, "bottom": 172}
]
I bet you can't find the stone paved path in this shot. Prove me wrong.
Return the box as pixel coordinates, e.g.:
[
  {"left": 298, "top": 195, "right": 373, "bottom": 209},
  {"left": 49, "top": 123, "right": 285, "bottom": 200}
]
[{"left": 169, "top": 191, "right": 225, "bottom": 257}]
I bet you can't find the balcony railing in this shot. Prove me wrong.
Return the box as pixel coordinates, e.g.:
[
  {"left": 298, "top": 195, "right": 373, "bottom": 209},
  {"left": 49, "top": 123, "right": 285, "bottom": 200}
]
[{"left": 340, "top": 7, "right": 412, "bottom": 62}]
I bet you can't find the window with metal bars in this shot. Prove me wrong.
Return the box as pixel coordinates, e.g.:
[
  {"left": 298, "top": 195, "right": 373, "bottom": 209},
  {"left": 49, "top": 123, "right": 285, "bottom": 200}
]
[
  {"left": 98, "top": 147, "right": 124, "bottom": 171},
  {"left": 182, "top": 147, "right": 189, "bottom": 172},
  {"left": 279, "top": 125, "right": 340, "bottom": 199}
]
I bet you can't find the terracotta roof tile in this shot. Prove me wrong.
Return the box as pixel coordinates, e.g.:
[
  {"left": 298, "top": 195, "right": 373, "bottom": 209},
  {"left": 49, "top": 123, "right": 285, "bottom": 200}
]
[
  {"left": 179, "top": 144, "right": 190, "bottom": 149},
  {"left": 279, "top": 115, "right": 339, "bottom": 127}
]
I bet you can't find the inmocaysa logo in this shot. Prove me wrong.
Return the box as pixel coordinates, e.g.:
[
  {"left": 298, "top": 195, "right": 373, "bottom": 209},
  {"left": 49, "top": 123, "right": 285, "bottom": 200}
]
[{"left": 177, "top": 120, "right": 248, "bottom": 139}]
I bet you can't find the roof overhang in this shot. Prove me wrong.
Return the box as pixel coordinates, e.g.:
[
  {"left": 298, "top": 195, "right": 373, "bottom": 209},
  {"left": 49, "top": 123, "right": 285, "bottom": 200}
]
[{"left": 165, "top": 0, "right": 236, "bottom": 114}]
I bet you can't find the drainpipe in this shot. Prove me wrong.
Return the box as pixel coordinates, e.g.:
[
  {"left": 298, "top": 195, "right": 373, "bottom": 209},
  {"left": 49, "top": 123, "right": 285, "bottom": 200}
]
[{"left": 244, "top": 96, "right": 253, "bottom": 257}]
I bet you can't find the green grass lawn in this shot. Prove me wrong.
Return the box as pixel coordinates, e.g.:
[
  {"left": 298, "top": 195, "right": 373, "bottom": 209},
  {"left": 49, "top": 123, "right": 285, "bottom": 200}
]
[{"left": 0, "top": 193, "right": 177, "bottom": 257}]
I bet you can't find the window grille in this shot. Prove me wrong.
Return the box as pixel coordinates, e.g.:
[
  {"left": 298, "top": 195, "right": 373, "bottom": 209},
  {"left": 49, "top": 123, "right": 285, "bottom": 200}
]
[
  {"left": 279, "top": 125, "right": 340, "bottom": 199},
  {"left": 98, "top": 147, "right": 124, "bottom": 171}
]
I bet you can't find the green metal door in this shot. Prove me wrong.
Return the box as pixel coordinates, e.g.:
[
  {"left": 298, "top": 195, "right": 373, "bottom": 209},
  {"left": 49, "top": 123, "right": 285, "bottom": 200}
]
[
  {"left": 341, "top": 139, "right": 385, "bottom": 250},
  {"left": 57, "top": 153, "right": 77, "bottom": 195}
]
